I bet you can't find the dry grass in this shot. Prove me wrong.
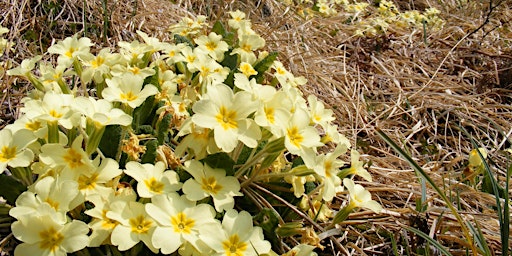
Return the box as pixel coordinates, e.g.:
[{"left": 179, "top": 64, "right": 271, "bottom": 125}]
[{"left": 1, "top": 0, "right": 512, "bottom": 255}]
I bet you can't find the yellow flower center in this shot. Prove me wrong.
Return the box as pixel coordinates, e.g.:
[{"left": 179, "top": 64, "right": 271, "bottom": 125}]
[
  {"left": 287, "top": 127, "right": 304, "bottom": 148},
  {"left": 324, "top": 161, "right": 333, "bottom": 178},
  {"left": 65, "top": 47, "right": 76, "bottom": 58},
  {"left": 25, "top": 120, "right": 42, "bottom": 131},
  {"left": 49, "top": 109, "right": 63, "bottom": 118},
  {"left": 45, "top": 198, "right": 60, "bottom": 211},
  {"left": 215, "top": 106, "right": 238, "bottom": 130},
  {"left": 39, "top": 226, "right": 64, "bottom": 252},
  {"left": 264, "top": 107, "right": 275, "bottom": 124},
  {"left": 129, "top": 215, "right": 153, "bottom": 234},
  {"left": 120, "top": 91, "right": 138, "bottom": 102},
  {"left": 240, "top": 63, "right": 257, "bottom": 76},
  {"left": 171, "top": 212, "right": 195, "bottom": 234},
  {"left": 0, "top": 146, "right": 16, "bottom": 162},
  {"left": 241, "top": 43, "right": 252, "bottom": 52},
  {"left": 205, "top": 41, "right": 217, "bottom": 51},
  {"left": 186, "top": 55, "right": 196, "bottom": 63},
  {"left": 101, "top": 210, "right": 119, "bottom": 229},
  {"left": 63, "top": 148, "right": 84, "bottom": 169},
  {"left": 222, "top": 234, "right": 247, "bottom": 256},
  {"left": 91, "top": 56, "right": 105, "bottom": 68},
  {"left": 144, "top": 177, "right": 164, "bottom": 194},
  {"left": 200, "top": 66, "right": 211, "bottom": 76},
  {"left": 130, "top": 66, "right": 140, "bottom": 74},
  {"left": 201, "top": 176, "right": 222, "bottom": 194},
  {"left": 78, "top": 173, "right": 98, "bottom": 190}
]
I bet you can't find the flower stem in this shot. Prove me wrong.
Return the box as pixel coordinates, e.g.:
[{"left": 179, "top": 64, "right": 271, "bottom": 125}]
[
  {"left": 10, "top": 166, "right": 33, "bottom": 186},
  {"left": 47, "top": 121, "right": 60, "bottom": 144}
]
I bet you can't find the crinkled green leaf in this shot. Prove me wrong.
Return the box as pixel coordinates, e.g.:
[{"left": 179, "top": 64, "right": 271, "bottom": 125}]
[{"left": 0, "top": 174, "right": 27, "bottom": 205}]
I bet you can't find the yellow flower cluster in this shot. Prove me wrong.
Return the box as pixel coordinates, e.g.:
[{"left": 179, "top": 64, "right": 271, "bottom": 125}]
[
  {"left": 282, "top": 0, "right": 444, "bottom": 37},
  {"left": 0, "top": 25, "right": 11, "bottom": 77},
  {"left": 2, "top": 11, "right": 381, "bottom": 255}
]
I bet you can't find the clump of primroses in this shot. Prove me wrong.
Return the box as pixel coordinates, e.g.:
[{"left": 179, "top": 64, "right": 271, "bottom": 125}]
[{"left": 2, "top": 11, "right": 380, "bottom": 255}]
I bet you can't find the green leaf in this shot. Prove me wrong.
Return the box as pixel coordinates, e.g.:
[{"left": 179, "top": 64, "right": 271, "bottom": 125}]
[
  {"left": 201, "top": 152, "right": 235, "bottom": 175},
  {"left": 140, "top": 140, "right": 158, "bottom": 164},
  {"left": 143, "top": 67, "right": 160, "bottom": 90},
  {"left": 157, "top": 113, "right": 172, "bottom": 145},
  {"left": 253, "top": 208, "right": 280, "bottom": 248},
  {"left": 133, "top": 96, "right": 155, "bottom": 128},
  {"left": 0, "top": 174, "right": 27, "bottom": 205},
  {"left": 402, "top": 225, "right": 453, "bottom": 256},
  {"left": 212, "top": 21, "right": 227, "bottom": 37},
  {"left": 174, "top": 34, "right": 194, "bottom": 48},
  {"left": 221, "top": 51, "right": 239, "bottom": 70},
  {"left": 260, "top": 152, "right": 281, "bottom": 171},
  {"left": 252, "top": 51, "right": 278, "bottom": 83},
  {"left": 99, "top": 125, "right": 123, "bottom": 159}
]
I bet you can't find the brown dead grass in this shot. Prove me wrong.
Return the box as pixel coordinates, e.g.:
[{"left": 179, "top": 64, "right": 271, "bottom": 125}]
[{"left": 1, "top": 0, "right": 512, "bottom": 255}]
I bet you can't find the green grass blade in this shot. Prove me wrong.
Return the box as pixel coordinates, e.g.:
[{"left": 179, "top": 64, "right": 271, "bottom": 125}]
[
  {"left": 401, "top": 225, "right": 453, "bottom": 256},
  {"left": 466, "top": 221, "right": 492, "bottom": 256},
  {"left": 458, "top": 125, "right": 509, "bottom": 254},
  {"left": 376, "top": 129, "right": 475, "bottom": 252},
  {"left": 502, "top": 162, "right": 510, "bottom": 256}
]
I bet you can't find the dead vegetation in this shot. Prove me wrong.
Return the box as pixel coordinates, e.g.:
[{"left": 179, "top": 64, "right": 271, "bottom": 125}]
[{"left": 1, "top": 0, "right": 511, "bottom": 255}]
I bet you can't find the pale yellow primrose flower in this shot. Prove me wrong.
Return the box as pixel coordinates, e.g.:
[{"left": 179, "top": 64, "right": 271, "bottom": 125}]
[
  {"left": 11, "top": 215, "right": 89, "bottom": 256},
  {"left": 107, "top": 201, "right": 158, "bottom": 253},
  {"left": 39, "top": 135, "right": 95, "bottom": 177},
  {"left": 343, "top": 178, "right": 382, "bottom": 213},
  {"left": 146, "top": 193, "right": 217, "bottom": 254},
  {"left": 124, "top": 161, "right": 182, "bottom": 198},
  {"left": 69, "top": 157, "right": 123, "bottom": 199},
  {"left": 5, "top": 115, "right": 47, "bottom": 139},
  {"left": 10, "top": 176, "right": 83, "bottom": 224},
  {"left": 338, "top": 149, "right": 372, "bottom": 182},
  {"left": 307, "top": 94, "right": 335, "bottom": 128},
  {"left": 118, "top": 40, "right": 153, "bottom": 64},
  {"left": 47, "top": 34, "right": 93, "bottom": 67},
  {"left": 285, "top": 173, "right": 316, "bottom": 198},
  {"left": 21, "top": 92, "right": 80, "bottom": 130},
  {"left": 110, "top": 64, "right": 156, "bottom": 80},
  {"left": 468, "top": 147, "right": 488, "bottom": 168},
  {"left": 199, "top": 209, "right": 271, "bottom": 256},
  {"left": 194, "top": 32, "right": 229, "bottom": 62},
  {"left": 253, "top": 91, "right": 292, "bottom": 135},
  {"left": 85, "top": 190, "right": 135, "bottom": 247},
  {"left": 80, "top": 48, "right": 121, "bottom": 84},
  {"left": 239, "top": 62, "right": 258, "bottom": 77},
  {"left": 182, "top": 160, "right": 242, "bottom": 212},
  {"left": 231, "top": 33, "right": 265, "bottom": 64},
  {"left": 191, "top": 83, "right": 261, "bottom": 153},
  {"left": 322, "top": 123, "right": 351, "bottom": 147},
  {"left": 161, "top": 43, "right": 187, "bottom": 65},
  {"left": 283, "top": 244, "right": 318, "bottom": 256},
  {"left": 39, "top": 62, "right": 74, "bottom": 93},
  {"left": 102, "top": 73, "right": 159, "bottom": 109},
  {"left": 136, "top": 30, "right": 169, "bottom": 53},
  {"left": 0, "top": 129, "right": 36, "bottom": 172},
  {"left": 314, "top": 144, "right": 347, "bottom": 202},
  {"left": 234, "top": 73, "right": 276, "bottom": 102},
  {"left": 175, "top": 120, "right": 218, "bottom": 160},
  {"left": 73, "top": 97, "right": 133, "bottom": 128},
  {"left": 228, "top": 10, "right": 249, "bottom": 30},
  {"left": 276, "top": 108, "right": 323, "bottom": 168},
  {"left": 188, "top": 54, "right": 229, "bottom": 87},
  {"left": 6, "top": 55, "right": 42, "bottom": 77},
  {"left": 299, "top": 196, "right": 333, "bottom": 222}
]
